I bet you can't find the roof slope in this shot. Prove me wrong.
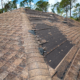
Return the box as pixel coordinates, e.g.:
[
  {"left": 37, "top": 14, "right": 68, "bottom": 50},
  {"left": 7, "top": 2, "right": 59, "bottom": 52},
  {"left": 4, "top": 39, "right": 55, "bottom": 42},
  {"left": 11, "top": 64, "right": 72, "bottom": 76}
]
[
  {"left": 0, "top": 8, "right": 80, "bottom": 80},
  {"left": 0, "top": 9, "right": 29, "bottom": 80},
  {"left": 0, "top": 8, "right": 51, "bottom": 80},
  {"left": 25, "top": 9, "right": 80, "bottom": 80}
]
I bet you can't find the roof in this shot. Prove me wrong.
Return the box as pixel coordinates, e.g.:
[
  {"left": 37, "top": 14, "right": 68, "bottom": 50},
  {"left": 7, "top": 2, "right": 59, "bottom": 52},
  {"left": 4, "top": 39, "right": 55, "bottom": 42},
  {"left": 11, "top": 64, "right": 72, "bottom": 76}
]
[{"left": 0, "top": 8, "right": 80, "bottom": 80}]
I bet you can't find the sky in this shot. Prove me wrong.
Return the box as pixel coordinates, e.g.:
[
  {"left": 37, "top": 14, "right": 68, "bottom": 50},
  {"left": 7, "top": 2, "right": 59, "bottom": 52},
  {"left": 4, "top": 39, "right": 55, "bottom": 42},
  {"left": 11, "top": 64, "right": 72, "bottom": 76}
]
[
  {"left": 0, "top": 0, "right": 80, "bottom": 16},
  {"left": 15, "top": 0, "right": 80, "bottom": 13},
  {"left": 16, "top": 0, "right": 48, "bottom": 8},
  {"left": 0, "top": 0, "right": 80, "bottom": 9}
]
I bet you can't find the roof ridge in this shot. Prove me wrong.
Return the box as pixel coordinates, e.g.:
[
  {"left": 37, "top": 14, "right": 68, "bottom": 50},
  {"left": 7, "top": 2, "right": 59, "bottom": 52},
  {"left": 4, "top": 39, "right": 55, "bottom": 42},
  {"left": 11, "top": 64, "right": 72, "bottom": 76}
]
[{"left": 20, "top": 8, "right": 52, "bottom": 80}]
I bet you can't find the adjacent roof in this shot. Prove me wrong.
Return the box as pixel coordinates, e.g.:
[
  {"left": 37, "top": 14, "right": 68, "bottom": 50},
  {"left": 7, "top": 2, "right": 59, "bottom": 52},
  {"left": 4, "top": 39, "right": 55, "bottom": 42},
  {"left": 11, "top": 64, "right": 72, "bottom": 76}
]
[{"left": 0, "top": 8, "right": 80, "bottom": 80}]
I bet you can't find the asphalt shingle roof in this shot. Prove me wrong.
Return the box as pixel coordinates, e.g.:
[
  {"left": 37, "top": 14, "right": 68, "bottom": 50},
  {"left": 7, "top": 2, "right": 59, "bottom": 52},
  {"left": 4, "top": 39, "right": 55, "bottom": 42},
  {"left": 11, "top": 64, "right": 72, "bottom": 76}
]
[
  {"left": 0, "top": 8, "right": 80, "bottom": 80},
  {"left": 0, "top": 9, "right": 29, "bottom": 80}
]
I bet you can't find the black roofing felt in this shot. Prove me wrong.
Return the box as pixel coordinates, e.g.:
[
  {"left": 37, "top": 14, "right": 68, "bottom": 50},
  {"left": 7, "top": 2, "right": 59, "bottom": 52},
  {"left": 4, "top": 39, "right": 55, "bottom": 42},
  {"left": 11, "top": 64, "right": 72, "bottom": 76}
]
[
  {"left": 35, "top": 24, "right": 73, "bottom": 68},
  {"left": 26, "top": 9, "right": 73, "bottom": 69},
  {"left": 45, "top": 41, "right": 73, "bottom": 68},
  {"left": 29, "top": 17, "right": 47, "bottom": 21},
  {"left": 25, "top": 9, "right": 53, "bottom": 17}
]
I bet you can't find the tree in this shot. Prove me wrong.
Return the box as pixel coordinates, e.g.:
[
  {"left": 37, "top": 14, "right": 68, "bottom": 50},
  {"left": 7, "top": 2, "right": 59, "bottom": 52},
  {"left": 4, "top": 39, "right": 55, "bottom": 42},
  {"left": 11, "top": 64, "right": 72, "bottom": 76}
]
[
  {"left": 20, "top": 0, "right": 33, "bottom": 9},
  {"left": 0, "top": 9, "right": 3, "bottom": 13},
  {"left": 7, "top": 1, "right": 13, "bottom": 11},
  {"left": 20, "top": 1, "right": 24, "bottom": 7},
  {"left": 58, "top": 8, "right": 65, "bottom": 16},
  {"left": 4, "top": 0, "right": 18, "bottom": 12},
  {"left": 73, "top": 8, "right": 77, "bottom": 18},
  {"left": 28, "top": 0, "right": 33, "bottom": 8},
  {"left": 61, "top": 0, "right": 76, "bottom": 17},
  {"left": 12, "top": 0, "right": 18, "bottom": 9},
  {"left": 68, "top": 0, "right": 76, "bottom": 17},
  {"left": 75, "top": 3, "right": 80, "bottom": 20},
  {"left": 23, "top": 0, "right": 28, "bottom": 7},
  {"left": 4, "top": 1, "right": 13, "bottom": 11},
  {"left": 20, "top": 0, "right": 28, "bottom": 8},
  {"left": 54, "top": 2, "right": 60, "bottom": 13},
  {"left": 73, "top": 13, "right": 77, "bottom": 18},
  {"left": 36, "top": 0, "right": 49, "bottom": 12},
  {"left": 4, "top": 2, "right": 10, "bottom": 12},
  {"left": 1, "top": 0, "right": 18, "bottom": 13},
  {"left": 51, "top": 7, "right": 55, "bottom": 13},
  {"left": 60, "top": 0, "right": 69, "bottom": 18},
  {"left": 52, "top": 2, "right": 64, "bottom": 16},
  {"left": 35, "top": 7, "right": 43, "bottom": 11},
  {"left": 1, "top": 0, "right": 4, "bottom": 13},
  {"left": 63, "top": 13, "right": 66, "bottom": 17}
]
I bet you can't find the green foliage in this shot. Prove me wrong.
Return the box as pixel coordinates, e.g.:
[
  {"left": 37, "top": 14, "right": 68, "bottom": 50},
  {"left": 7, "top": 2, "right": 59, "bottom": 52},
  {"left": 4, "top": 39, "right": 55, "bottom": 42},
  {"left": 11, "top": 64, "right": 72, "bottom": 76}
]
[
  {"left": 0, "top": 9, "right": 3, "bottom": 13},
  {"left": 60, "top": 0, "right": 77, "bottom": 17},
  {"left": 69, "top": 0, "right": 77, "bottom": 17},
  {"left": 4, "top": 1, "right": 13, "bottom": 11},
  {"left": 60, "top": 0, "right": 70, "bottom": 17},
  {"left": 35, "top": 8, "right": 43, "bottom": 11},
  {"left": 29, "top": 0, "right": 33, "bottom": 7},
  {"left": 51, "top": 8, "right": 55, "bottom": 13},
  {"left": 51, "top": 0, "right": 77, "bottom": 17},
  {"left": 36, "top": 0, "right": 49, "bottom": 12},
  {"left": 1, "top": 0, "right": 18, "bottom": 13},
  {"left": 76, "top": 3, "right": 80, "bottom": 20},
  {"left": 60, "top": 0, "right": 69, "bottom": 11},
  {"left": 73, "top": 12, "right": 77, "bottom": 18},
  {"left": 12, "top": 0, "right": 18, "bottom": 9},
  {"left": 73, "top": 3, "right": 80, "bottom": 21},
  {"left": 75, "top": 18, "right": 79, "bottom": 21},
  {"left": 51, "top": 2, "right": 64, "bottom": 16},
  {"left": 20, "top": 0, "right": 33, "bottom": 9},
  {"left": 20, "top": 1, "right": 24, "bottom": 7},
  {"left": 25, "top": 7, "right": 31, "bottom": 9},
  {"left": 53, "top": 2, "right": 60, "bottom": 13}
]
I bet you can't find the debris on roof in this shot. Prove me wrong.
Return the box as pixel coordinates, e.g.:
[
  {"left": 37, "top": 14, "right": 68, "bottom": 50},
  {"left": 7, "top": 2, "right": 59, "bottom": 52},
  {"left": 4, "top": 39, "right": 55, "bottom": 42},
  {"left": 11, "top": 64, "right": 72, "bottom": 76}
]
[
  {"left": 28, "top": 30, "right": 36, "bottom": 35},
  {"left": 38, "top": 47, "right": 44, "bottom": 55}
]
